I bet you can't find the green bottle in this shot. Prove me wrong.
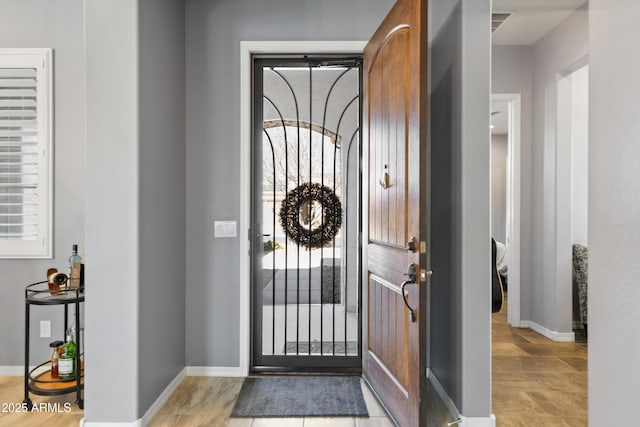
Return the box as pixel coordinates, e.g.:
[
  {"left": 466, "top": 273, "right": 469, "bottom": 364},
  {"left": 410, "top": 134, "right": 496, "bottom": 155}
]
[{"left": 58, "top": 327, "right": 76, "bottom": 381}]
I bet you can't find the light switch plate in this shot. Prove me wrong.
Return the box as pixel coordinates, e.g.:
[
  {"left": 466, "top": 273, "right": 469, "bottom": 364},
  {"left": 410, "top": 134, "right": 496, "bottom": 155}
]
[
  {"left": 40, "top": 320, "right": 51, "bottom": 338},
  {"left": 214, "top": 221, "right": 237, "bottom": 238}
]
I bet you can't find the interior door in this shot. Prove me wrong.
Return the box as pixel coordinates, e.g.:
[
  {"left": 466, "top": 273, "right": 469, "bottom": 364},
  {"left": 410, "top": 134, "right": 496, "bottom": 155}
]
[{"left": 362, "top": 0, "right": 428, "bottom": 426}]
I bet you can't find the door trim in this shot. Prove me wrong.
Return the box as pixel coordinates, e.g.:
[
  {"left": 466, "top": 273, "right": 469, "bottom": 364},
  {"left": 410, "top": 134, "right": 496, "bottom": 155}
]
[
  {"left": 239, "top": 41, "right": 367, "bottom": 375},
  {"left": 491, "top": 93, "right": 521, "bottom": 328}
]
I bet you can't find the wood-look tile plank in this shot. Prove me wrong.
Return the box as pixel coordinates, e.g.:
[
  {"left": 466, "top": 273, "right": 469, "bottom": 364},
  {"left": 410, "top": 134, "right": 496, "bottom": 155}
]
[
  {"left": 557, "top": 356, "right": 588, "bottom": 372},
  {"left": 493, "top": 372, "right": 587, "bottom": 393},
  {"left": 492, "top": 330, "right": 534, "bottom": 345},
  {"left": 515, "top": 342, "right": 587, "bottom": 357},
  {"left": 525, "top": 391, "right": 588, "bottom": 417},
  {"left": 560, "top": 416, "right": 589, "bottom": 427},
  {"left": 492, "top": 342, "right": 530, "bottom": 356},
  {"left": 496, "top": 415, "right": 575, "bottom": 427},
  {"left": 492, "top": 391, "right": 547, "bottom": 416},
  {"left": 154, "top": 376, "right": 244, "bottom": 417},
  {"left": 492, "top": 355, "right": 577, "bottom": 373},
  {"left": 148, "top": 414, "right": 214, "bottom": 427},
  {"left": 0, "top": 412, "right": 83, "bottom": 427},
  {"left": 0, "top": 376, "right": 83, "bottom": 427}
]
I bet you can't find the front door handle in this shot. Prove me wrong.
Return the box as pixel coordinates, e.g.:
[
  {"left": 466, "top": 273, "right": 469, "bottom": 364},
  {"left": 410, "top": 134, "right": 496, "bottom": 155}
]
[{"left": 401, "top": 263, "right": 417, "bottom": 322}]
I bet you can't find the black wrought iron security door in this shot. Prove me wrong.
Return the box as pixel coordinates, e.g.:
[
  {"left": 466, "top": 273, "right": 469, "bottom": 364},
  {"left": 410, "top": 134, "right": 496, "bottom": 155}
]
[{"left": 251, "top": 57, "right": 362, "bottom": 370}]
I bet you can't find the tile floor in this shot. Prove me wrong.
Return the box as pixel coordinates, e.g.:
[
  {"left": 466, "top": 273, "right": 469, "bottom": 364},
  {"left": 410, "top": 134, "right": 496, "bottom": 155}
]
[{"left": 492, "top": 297, "right": 588, "bottom": 426}]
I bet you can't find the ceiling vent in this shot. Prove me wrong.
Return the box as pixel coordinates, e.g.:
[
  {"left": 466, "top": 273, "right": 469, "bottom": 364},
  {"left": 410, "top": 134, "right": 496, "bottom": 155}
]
[{"left": 492, "top": 13, "right": 511, "bottom": 32}]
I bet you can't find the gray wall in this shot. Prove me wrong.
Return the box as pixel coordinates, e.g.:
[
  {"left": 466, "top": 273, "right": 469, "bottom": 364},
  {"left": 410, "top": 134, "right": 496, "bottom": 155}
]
[
  {"left": 491, "top": 135, "right": 508, "bottom": 244},
  {"left": 530, "top": 8, "right": 588, "bottom": 334},
  {"left": 85, "top": 0, "right": 139, "bottom": 422},
  {"left": 138, "top": 0, "right": 186, "bottom": 417},
  {"left": 184, "top": 0, "right": 394, "bottom": 367},
  {"left": 589, "top": 0, "right": 640, "bottom": 422},
  {"left": 429, "top": 0, "right": 492, "bottom": 417},
  {"left": 570, "top": 66, "right": 588, "bottom": 245},
  {"left": 0, "top": 0, "right": 86, "bottom": 366},
  {"left": 85, "top": 0, "right": 186, "bottom": 422}
]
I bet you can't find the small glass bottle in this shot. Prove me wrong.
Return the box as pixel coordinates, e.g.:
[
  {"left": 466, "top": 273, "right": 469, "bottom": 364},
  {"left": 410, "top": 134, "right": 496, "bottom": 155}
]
[
  {"left": 68, "top": 244, "right": 83, "bottom": 289},
  {"left": 49, "top": 340, "right": 63, "bottom": 379}
]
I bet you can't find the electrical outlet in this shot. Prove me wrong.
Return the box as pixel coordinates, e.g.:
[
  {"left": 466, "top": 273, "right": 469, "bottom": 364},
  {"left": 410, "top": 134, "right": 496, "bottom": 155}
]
[{"left": 40, "top": 320, "right": 51, "bottom": 338}]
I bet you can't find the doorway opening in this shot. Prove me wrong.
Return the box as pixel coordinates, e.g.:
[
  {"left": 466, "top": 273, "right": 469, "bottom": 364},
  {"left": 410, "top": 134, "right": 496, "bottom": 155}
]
[
  {"left": 491, "top": 93, "right": 521, "bottom": 327},
  {"left": 250, "top": 56, "right": 363, "bottom": 372},
  {"left": 557, "top": 63, "right": 589, "bottom": 341}
]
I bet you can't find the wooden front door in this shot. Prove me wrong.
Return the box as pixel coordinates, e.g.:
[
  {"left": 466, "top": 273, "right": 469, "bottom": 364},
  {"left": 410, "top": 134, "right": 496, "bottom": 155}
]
[{"left": 362, "top": 0, "right": 428, "bottom": 426}]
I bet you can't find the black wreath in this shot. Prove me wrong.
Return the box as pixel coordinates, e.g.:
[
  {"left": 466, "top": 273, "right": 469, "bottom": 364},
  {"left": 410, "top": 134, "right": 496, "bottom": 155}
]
[{"left": 279, "top": 182, "right": 343, "bottom": 249}]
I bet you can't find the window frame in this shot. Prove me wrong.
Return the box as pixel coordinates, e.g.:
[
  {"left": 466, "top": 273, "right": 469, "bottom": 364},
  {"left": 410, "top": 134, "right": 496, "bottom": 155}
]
[{"left": 0, "top": 48, "right": 53, "bottom": 259}]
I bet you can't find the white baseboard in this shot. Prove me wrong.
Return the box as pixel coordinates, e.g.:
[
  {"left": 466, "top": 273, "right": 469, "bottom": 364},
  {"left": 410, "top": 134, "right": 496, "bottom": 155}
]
[
  {"left": 0, "top": 366, "right": 25, "bottom": 376},
  {"left": 427, "top": 369, "right": 496, "bottom": 427},
  {"left": 2, "top": 365, "right": 198, "bottom": 379},
  {"left": 80, "top": 421, "right": 141, "bottom": 427},
  {"left": 140, "top": 367, "right": 186, "bottom": 425},
  {"left": 460, "top": 414, "right": 496, "bottom": 427},
  {"left": 186, "top": 366, "right": 245, "bottom": 377},
  {"left": 81, "top": 368, "right": 186, "bottom": 427},
  {"left": 508, "top": 318, "right": 526, "bottom": 328},
  {"left": 523, "top": 320, "right": 575, "bottom": 342}
]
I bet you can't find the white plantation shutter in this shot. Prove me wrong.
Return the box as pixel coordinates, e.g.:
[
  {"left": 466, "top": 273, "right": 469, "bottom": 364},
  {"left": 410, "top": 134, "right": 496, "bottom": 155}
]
[{"left": 0, "top": 49, "right": 52, "bottom": 258}]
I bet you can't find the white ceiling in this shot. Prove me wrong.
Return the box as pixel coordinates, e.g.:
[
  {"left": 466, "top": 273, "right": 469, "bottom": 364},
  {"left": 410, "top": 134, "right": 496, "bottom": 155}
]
[
  {"left": 492, "top": 0, "right": 587, "bottom": 46},
  {"left": 491, "top": 0, "right": 587, "bottom": 135}
]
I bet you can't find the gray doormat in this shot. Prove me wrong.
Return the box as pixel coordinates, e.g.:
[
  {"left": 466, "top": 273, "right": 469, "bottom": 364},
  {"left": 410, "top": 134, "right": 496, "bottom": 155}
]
[{"left": 230, "top": 376, "right": 369, "bottom": 418}]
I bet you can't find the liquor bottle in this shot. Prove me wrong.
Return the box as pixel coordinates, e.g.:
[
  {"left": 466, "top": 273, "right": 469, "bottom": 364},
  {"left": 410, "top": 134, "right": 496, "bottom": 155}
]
[
  {"left": 68, "top": 244, "right": 83, "bottom": 289},
  {"left": 49, "top": 340, "right": 63, "bottom": 379},
  {"left": 58, "top": 328, "right": 76, "bottom": 381}
]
